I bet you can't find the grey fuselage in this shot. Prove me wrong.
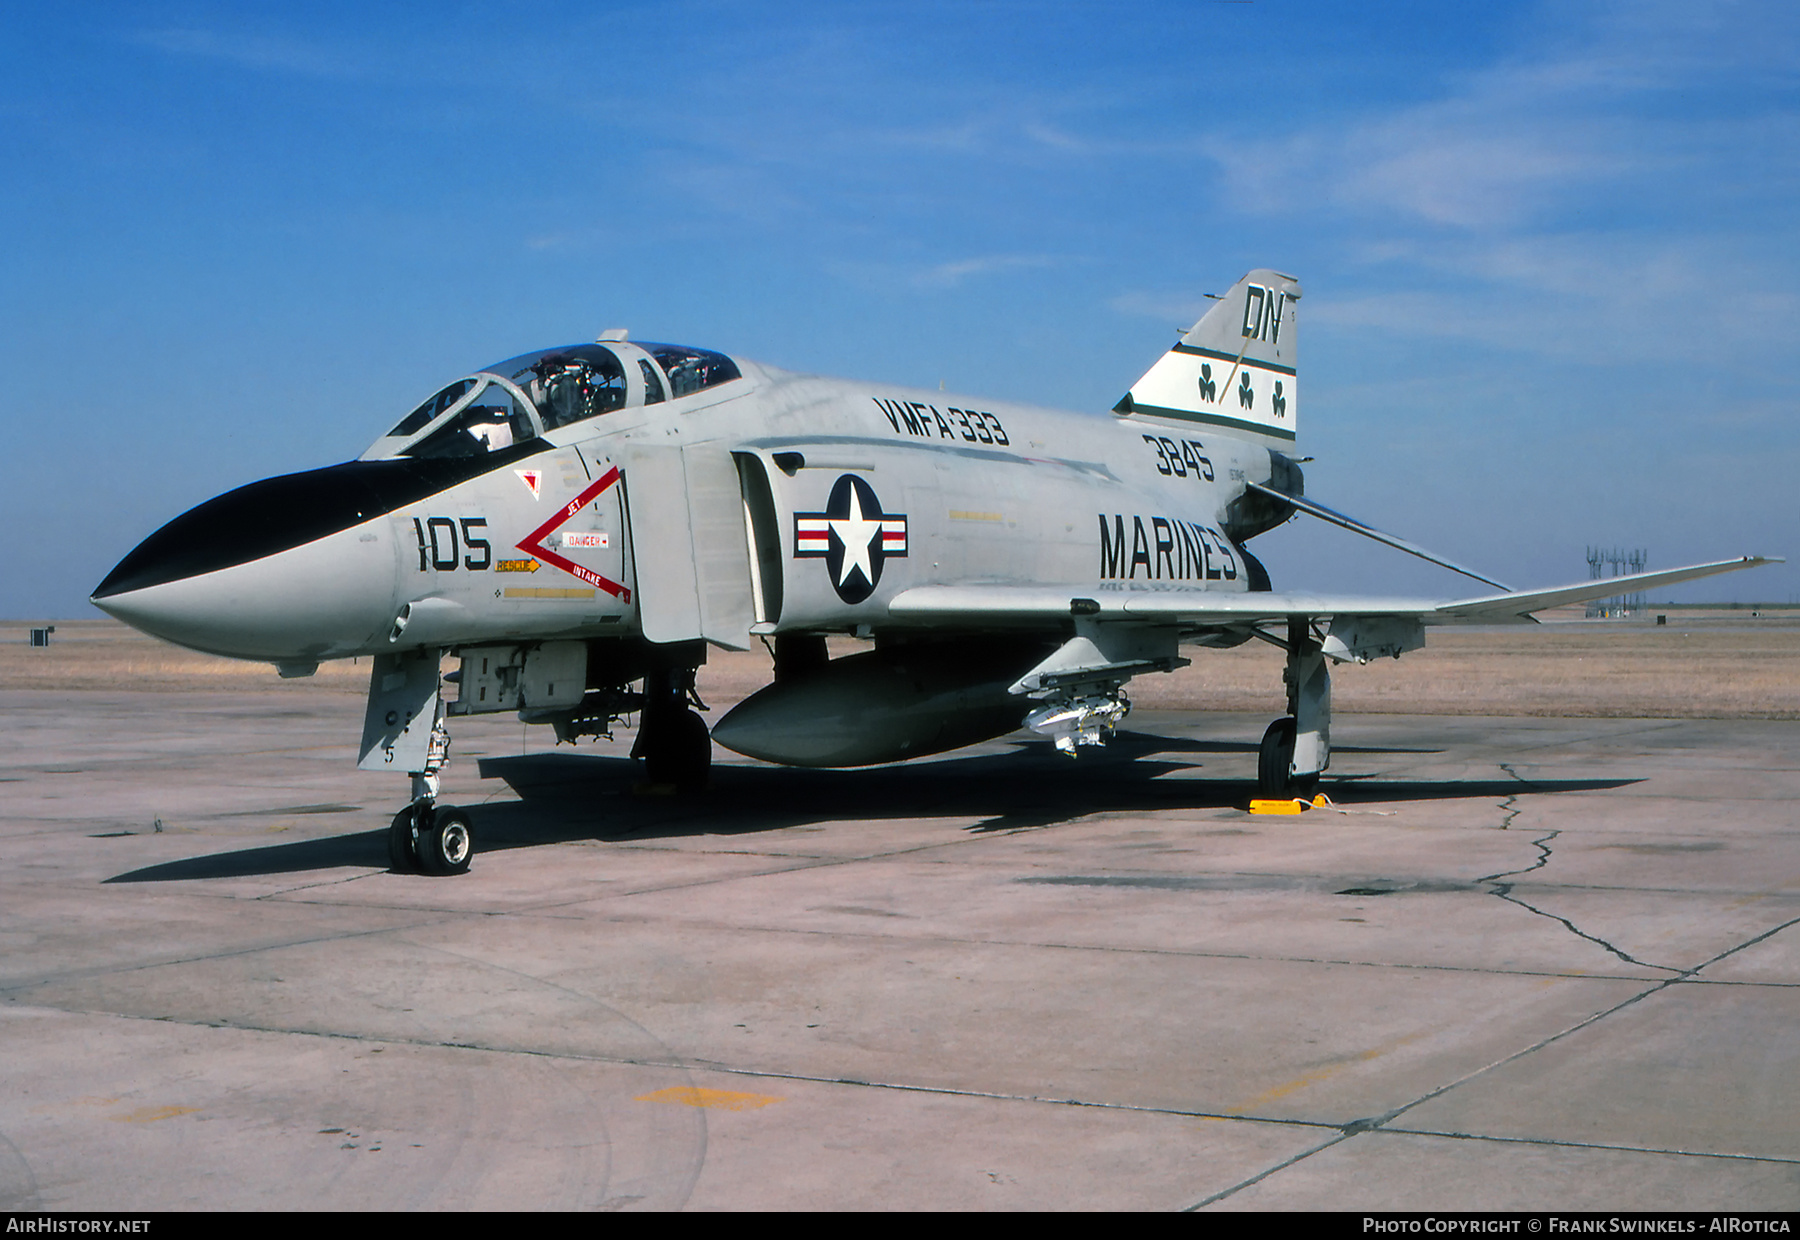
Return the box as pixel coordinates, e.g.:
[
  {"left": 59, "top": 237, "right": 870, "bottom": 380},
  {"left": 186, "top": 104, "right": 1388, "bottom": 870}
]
[{"left": 92, "top": 350, "right": 1291, "bottom": 668}]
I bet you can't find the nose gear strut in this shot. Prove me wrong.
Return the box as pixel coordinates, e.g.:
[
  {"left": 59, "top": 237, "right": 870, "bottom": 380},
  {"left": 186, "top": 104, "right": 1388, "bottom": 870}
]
[{"left": 362, "top": 648, "right": 475, "bottom": 876}]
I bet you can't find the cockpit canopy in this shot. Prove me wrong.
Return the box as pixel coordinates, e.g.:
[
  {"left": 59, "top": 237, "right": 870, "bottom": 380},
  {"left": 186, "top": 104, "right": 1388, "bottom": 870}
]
[{"left": 363, "top": 340, "right": 742, "bottom": 460}]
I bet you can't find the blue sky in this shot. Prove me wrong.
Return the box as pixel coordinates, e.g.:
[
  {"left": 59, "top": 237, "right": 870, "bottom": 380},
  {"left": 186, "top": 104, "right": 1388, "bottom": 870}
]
[{"left": 3, "top": 0, "right": 1796, "bottom": 617}]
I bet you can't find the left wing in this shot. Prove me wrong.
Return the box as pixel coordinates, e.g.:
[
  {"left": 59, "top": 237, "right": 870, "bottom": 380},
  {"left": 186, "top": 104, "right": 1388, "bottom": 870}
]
[
  {"left": 889, "top": 556, "right": 1780, "bottom": 628},
  {"left": 887, "top": 556, "right": 1779, "bottom": 757}
]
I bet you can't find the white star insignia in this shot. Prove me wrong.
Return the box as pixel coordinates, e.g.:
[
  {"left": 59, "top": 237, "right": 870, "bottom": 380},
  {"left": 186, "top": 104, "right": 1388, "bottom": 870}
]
[{"left": 829, "top": 486, "right": 882, "bottom": 588}]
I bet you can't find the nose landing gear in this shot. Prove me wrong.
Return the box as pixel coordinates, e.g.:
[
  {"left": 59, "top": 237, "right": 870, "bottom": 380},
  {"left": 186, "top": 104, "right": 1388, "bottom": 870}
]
[
  {"left": 362, "top": 646, "right": 712, "bottom": 875},
  {"left": 362, "top": 649, "right": 476, "bottom": 876},
  {"left": 386, "top": 760, "right": 474, "bottom": 877}
]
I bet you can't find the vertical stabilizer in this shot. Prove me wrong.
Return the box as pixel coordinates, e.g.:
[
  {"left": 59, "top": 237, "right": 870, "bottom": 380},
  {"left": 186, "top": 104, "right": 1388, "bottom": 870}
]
[{"left": 1115, "top": 269, "right": 1300, "bottom": 444}]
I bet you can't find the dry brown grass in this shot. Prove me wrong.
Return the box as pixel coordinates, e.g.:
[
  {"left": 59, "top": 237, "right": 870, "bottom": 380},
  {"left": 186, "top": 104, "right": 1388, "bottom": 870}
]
[
  {"left": 1124, "top": 622, "right": 1800, "bottom": 719},
  {"left": 0, "top": 620, "right": 368, "bottom": 695},
  {"left": 7, "top": 615, "right": 1798, "bottom": 719}
]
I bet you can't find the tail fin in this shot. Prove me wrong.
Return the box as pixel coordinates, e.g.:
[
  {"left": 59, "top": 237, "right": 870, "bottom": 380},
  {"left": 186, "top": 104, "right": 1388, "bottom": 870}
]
[{"left": 1114, "top": 269, "right": 1301, "bottom": 444}]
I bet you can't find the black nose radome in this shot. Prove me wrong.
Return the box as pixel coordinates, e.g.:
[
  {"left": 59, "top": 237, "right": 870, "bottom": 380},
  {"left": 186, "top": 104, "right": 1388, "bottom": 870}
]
[{"left": 94, "top": 442, "right": 552, "bottom": 600}]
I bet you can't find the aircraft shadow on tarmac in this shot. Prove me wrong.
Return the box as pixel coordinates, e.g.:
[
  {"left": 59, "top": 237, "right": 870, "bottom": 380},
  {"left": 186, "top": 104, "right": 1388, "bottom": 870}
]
[{"left": 106, "top": 731, "right": 1636, "bottom": 884}]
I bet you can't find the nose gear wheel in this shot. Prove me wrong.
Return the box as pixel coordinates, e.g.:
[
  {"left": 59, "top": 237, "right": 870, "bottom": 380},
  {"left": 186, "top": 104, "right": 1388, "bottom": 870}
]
[
  {"left": 418, "top": 807, "right": 473, "bottom": 875},
  {"left": 388, "top": 802, "right": 474, "bottom": 876}
]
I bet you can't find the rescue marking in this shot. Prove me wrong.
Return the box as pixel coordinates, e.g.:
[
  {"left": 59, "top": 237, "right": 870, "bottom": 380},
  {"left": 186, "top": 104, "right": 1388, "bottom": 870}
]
[
  {"left": 495, "top": 559, "right": 539, "bottom": 572},
  {"left": 515, "top": 466, "right": 631, "bottom": 600},
  {"left": 794, "top": 474, "right": 908, "bottom": 604}
]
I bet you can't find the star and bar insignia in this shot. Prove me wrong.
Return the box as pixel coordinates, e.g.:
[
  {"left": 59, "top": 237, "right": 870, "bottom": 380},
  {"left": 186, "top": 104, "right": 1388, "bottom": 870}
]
[{"left": 794, "top": 474, "right": 907, "bottom": 604}]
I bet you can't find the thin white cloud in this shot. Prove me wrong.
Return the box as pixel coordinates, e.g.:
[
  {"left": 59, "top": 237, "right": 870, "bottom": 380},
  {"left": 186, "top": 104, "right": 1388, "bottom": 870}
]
[
  {"left": 1336, "top": 125, "right": 1631, "bottom": 230},
  {"left": 824, "top": 253, "right": 1063, "bottom": 294},
  {"left": 912, "top": 254, "right": 1058, "bottom": 289},
  {"left": 1308, "top": 243, "right": 1799, "bottom": 368},
  {"left": 1206, "top": 88, "right": 1638, "bottom": 232},
  {"left": 132, "top": 27, "right": 365, "bottom": 78},
  {"left": 1019, "top": 121, "right": 1090, "bottom": 153},
  {"left": 1195, "top": 1, "right": 1800, "bottom": 370},
  {"left": 1106, "top": 290, "right": 1210, "bottom": 330},
  {"left": 1207, "top": 1, "right": 1798, "bottom": 232},
  {"left": 657, "top": 160, "right": 810, "bottom": 226}
]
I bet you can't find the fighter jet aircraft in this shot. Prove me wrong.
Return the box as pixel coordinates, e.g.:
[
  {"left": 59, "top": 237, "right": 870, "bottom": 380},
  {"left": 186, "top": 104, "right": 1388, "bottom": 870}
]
[{"left": 92, "top": 271, "right": 1777, "bottom": 875}]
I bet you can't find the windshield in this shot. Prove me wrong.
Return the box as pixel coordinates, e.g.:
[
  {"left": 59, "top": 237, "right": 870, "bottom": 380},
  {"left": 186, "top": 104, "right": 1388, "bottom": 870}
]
[
  {"left": 389, "top": 378, "right": 476, "bottom": 440},
  {"left": 382, "top": 375, "right": 538, "bottom": 460}
]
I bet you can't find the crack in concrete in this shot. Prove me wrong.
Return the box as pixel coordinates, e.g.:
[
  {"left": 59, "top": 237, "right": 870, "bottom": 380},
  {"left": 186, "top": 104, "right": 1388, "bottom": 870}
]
[
  {"left": 1487, "top": 882, "right": 1680, "bottom": 973},
  {"left": 1477, "top": 765, "right": 1679, "bottom": 973},
  {"left": 1188, "top": 898, "right": 1800, "bottom": 1208},
  {"left": 1185, "top": 764, "right": 1800, "bottom": 1211}
]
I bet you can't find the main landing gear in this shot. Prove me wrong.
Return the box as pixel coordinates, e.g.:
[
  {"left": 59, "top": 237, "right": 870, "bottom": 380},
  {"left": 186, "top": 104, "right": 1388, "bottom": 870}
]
[
  {"left": 1257, "top": 616, "right": 1332, "bottom": 799},
  {"left": 631, "top": 666, "right": 712, "bottom": 790}
]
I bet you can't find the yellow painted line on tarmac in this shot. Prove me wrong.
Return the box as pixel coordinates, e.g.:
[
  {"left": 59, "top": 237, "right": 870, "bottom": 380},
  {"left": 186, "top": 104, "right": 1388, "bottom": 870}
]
[
  {"left": 1231, "top": 1062, "right": 1360, "bottom": 1111},
  {"left": 109, "top": 1105, "right": 201, "bottom": 1123},
  {"left": 1227, "top": 1034, "right": 1422, "bottom": 1114},
  {"left": 636, "top": 1087, "right": 783, "bottom": 1111}
]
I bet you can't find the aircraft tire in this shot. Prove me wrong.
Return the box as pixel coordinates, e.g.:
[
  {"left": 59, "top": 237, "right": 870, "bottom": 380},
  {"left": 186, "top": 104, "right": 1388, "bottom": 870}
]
[
  {"left": 645, "top": 708, "right": 711, "bottom": 790},
  {"left": 1257, "top": 717, "right": 1299, "bottom": 798},
  {"left": 418, "top": 807, "right": 473, "bottom": 876},
  {"left": 1258, "top": 717, "right": 1320, "bottom": 799},
  {"left": 388, "top": 807, "right": 421, "bottom": 874}
]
